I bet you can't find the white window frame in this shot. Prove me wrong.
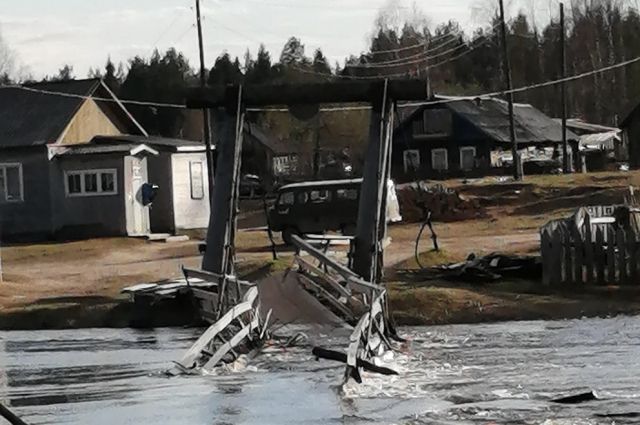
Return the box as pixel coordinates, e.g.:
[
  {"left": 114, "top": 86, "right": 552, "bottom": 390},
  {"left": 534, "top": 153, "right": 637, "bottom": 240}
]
[
  {"left": 189, "top": 161, "right": 205, "bottom": 200},
  {"left": 64, "top": 169, "right": 118, "bottom": 197},
  {"left": 0, "top": 163, "right": 24, "bottom": 203},
  {"left": 431, "top": 148, "right": 449, "bottom": 171},
  {"left": 403, "top": 149, "right": 421, "bottom": 173},
  {"left": 459, "top": 146, "right": 477, "bottom": 171}
]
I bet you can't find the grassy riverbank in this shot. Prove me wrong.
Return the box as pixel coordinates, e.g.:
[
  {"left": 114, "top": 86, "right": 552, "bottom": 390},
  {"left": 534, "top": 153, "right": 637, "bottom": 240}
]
[{"left": 3, "top": 171, "right": 640, "bottom": 330}]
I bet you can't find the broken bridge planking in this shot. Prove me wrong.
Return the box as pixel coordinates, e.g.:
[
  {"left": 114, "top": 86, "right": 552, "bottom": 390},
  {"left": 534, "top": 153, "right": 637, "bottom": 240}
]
[{"left": 175, "top": 287, "right": 269, "bottom": 373}]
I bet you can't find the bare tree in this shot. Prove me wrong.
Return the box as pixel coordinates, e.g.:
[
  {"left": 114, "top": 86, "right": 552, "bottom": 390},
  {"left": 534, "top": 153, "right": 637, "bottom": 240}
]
[{"left": 0, "top": 29, "right": 15, "bottom": 80}]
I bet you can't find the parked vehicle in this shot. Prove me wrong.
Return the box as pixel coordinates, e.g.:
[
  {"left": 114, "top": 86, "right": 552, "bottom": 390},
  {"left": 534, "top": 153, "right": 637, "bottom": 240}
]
[{"left": 268, "top": 178, "right": 402, "bottom": 244}]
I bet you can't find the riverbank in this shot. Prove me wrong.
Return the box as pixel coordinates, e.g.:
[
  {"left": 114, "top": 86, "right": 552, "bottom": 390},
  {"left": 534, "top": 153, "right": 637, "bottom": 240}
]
[
  {"left": 3, "top": 171, "right": 640, "bottom": 330},
  {"left": 2, "top": 279, "right": 640, "bottom": 330}
]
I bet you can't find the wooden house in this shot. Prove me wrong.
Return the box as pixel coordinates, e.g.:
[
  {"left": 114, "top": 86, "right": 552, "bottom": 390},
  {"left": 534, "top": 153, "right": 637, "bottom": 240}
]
[
  {"left": 392, "top": 97, "right": 579, "bottom": 181},
  {"left": 0, "top": 79, "right": 209, "bottom": 241}
]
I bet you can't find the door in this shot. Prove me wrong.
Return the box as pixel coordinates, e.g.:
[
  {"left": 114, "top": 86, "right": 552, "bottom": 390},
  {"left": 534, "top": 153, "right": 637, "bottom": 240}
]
[{"left": 125, "top": 156, "right": 151, "bottom": 236}]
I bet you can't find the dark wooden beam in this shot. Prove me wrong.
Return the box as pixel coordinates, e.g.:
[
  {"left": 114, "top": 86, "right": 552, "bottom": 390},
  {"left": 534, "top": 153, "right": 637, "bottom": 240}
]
[{"left": 185, "top": 80, "right": 429, "bottom": 108}]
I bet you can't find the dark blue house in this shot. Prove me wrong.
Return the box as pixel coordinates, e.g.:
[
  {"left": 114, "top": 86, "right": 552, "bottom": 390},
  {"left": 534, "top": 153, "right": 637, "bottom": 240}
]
[{"left": 392, "top": 97, "right": 579, "bottom": 181}]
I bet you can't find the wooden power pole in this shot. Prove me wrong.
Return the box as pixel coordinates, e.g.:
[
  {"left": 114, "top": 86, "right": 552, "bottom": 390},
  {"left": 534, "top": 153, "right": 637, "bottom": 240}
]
[
  {"left": 195, "top": 0, "right": 215, "bottom": 198},
  {"left": 498, "top": 0, "right": 522, "bottom": 181},
  {"left": 560, "top": 2, "right": 570, "bottom": 173}
]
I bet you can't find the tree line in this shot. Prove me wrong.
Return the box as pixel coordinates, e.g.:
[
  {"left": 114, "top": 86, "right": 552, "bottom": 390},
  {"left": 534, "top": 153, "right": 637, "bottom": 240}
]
[{"left": 3, "top": 0, "right": 640, "bottom": 136}]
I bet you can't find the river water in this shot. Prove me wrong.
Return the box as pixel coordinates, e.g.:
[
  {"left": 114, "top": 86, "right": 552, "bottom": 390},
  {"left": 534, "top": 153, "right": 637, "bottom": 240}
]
[{"left": 0, "top": 317, "right": 639, "bottom": 424}]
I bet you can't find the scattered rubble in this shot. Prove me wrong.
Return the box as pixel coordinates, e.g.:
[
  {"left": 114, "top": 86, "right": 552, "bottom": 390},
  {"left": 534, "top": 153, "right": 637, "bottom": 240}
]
[
  {"left": 400, "top": 252, "right": 542, "bottom": 283},
  {"left": 396, "top": 182, "right": 487, "bottom": 223}
]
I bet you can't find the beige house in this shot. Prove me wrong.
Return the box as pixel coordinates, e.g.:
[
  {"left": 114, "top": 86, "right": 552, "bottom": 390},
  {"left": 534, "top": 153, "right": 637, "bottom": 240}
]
[{"left": 0, "top": 78, "right": 209, "bottom": 241}]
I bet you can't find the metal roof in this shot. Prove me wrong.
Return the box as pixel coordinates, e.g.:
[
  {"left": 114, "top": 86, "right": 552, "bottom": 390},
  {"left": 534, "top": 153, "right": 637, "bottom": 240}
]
[
  {"left": 447, "top": 99, "right": 580, "bottom": 144},
  {"left": 91, "top": 135, "right": 205, "bottom": 152},
  {"left": 397, "top": 96, "right": 579, "bottom": 144},
  {"left": 553, "top": 118, "right": 620, "bottom": 134},
  {"left": 245, "top": 122, "right": 291, "bottom": 155},
  {"left": 53, "top": 143, "right": 159, "bottom": 157}
]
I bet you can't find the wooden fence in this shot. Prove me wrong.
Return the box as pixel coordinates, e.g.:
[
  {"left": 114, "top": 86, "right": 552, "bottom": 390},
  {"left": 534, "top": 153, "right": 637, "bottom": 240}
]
[{"left": 541, "top": 212, "right": 640, "bottom": 286}]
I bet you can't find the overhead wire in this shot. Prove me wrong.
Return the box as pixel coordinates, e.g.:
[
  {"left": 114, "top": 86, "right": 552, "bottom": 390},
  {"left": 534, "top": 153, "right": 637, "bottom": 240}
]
[
  {"left": 350, "top": 22, "right": 502, "bottom": 68},
  {"left": 0, "top": 84, "right": 187, "bottom": 109},
  {"left": 4, "top": 54, "right": 639, "bottom": 112}
]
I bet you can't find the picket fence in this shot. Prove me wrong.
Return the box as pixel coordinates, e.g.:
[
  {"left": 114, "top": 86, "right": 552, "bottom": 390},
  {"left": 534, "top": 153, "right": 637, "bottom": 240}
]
[{"left": 540, "top": 206, "right": 640, "bottom": 286}]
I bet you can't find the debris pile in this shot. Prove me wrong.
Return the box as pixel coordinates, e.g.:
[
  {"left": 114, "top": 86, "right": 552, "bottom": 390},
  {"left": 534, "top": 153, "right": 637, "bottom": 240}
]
[
  {"left": 400, "top": 252, "right": 542, "bottom": 283},
  {"left": 396, "top": 182, "right": 487, "bottom": 223}
]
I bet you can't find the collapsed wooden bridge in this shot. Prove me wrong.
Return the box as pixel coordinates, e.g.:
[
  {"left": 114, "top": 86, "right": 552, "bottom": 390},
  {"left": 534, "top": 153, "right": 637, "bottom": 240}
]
[{"left": 168, "top": 79, "right": 429, "bottom": 382}]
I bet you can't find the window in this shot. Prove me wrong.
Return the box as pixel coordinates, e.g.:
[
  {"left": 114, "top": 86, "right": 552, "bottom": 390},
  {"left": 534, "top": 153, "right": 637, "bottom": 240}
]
[
  {"left": 297, "top": 191, "right": 309, "bottom": 204},
  {"left": 460, "top": 147, "right": 477, "bottom": 171},
  {"left": 0, "top": 163, "right": 23, "bottom": 203},
  {"left": 273, "top": 155, "right": 299, "bottom": 177},
  {"left": 337, "top": 189, "right": 358, "bottom": 201},
  {"left": 431, "top": 148, "right": 448, "bottom": 171},
  {"left": 65, "top": 169, "right": 117, "bottom": 197},
  {"left": 310, "top": 190, "right": 331, "bottom": 203},
  {"left": 279, "top": 191, "right": 294, "bottom": 206},
  {"left": 84, "top": 173, "right": 98, "bottom": 193},
  {"left": 189, "top": 161, "right": 204, "bottom": 200},
  {"left": 403, "top": 150, "right": 421, "bottom": 173},
  {"left": 414, "top": 109, "right": 452, "bottom": 136}
]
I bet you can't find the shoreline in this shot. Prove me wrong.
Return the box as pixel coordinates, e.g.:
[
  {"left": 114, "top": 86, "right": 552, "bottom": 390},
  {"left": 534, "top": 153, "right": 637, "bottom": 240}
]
[{"left": 1, "top": 285, "right": 639, "bottom": 331}]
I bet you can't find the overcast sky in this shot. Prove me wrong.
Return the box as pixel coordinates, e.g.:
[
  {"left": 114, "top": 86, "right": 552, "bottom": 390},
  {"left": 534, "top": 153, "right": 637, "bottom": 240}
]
[{"left": 0, "top": 0, "right": 555, "bottom": 79}]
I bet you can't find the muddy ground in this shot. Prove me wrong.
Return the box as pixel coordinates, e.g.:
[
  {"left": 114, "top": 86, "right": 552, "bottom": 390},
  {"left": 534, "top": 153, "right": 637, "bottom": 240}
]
[{"left": 2, "top": 171, "right": 640, "bottom": 329}]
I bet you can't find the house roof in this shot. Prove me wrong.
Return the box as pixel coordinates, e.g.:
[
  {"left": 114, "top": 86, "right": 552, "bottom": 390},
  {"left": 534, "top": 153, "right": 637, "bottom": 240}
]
[
  {"left": 447, "top": 99, "right": 579, "bottom": 144},
  {"left": 0, "top": 78, "right": 146, "bottom": 148},
  {"left": 245, "top": 122, "right": 291, "bottom": 155},
  {"left": 397, "top": 97, "right": 579, "bottom": 144},
  {"left": 52, "top": 143, "right": 159, "bottom": 157},
  {"left": 91, "top": 135, "right": 205, "bottom": 152},
  {"left": 553, "top": 118, "right": 620, "bottom": 134}
]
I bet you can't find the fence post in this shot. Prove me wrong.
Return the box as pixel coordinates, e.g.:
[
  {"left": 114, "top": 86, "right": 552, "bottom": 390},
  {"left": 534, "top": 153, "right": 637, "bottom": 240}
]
[
  {"left": 541, "top": 229, "right": 552, "bottom": 286},
  {"left": 628, "top": 230, "right": 638, "bottom": 284},
  {"left": 563, "top": 224, "right": 573, "bottom": 285},
  {"left": 607, "top": 227, "right": 616, "bottom": 284},
  {"left": 551, "top": 227, "right": 564, "bottom": 285},
  {"left": 572, "top": 225, "right": 584, "bottom": 285},
  {"left": 618, "top": 227, "right": 628, "bottom": 285},
  {"left": 595, "top": 227, "right": 605, "bottom": 285},
  {"left": 584, "top": 215, "right": 594, "bottom": 285}
]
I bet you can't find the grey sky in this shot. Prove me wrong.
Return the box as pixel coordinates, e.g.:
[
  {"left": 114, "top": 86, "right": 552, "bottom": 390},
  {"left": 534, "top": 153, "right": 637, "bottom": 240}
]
[{"left": 0, "top": 0, "right": 554, "bottom": 79}]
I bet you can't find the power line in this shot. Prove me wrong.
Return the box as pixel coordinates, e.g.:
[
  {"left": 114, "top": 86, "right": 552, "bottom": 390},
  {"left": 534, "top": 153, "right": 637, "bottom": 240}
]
[
  {"left": 149, "top": 6, "right": 192, "bottom": 50},
  {"left": 6, "top": 52, "right": 640, "bottom": 113},
  {"left": 404, "top": 54, "right": 640, "bottom": 108},
  {"left": 352, "top": 33, "right": 463, "bottom": 67},
  {"left": 347, "top": 22, "right": 501, "bottom": 69},
  {"left": 293, "top": 31, "right": 494, "bottom": 79},
  {"left": 258, "top": 53, "right": 640, "bottom": 111},
  {"left": 0, "top": 84, "right": 187, "bottom": 109},
  {"left": 365, "top": 30, "right": 462, "bottom": 56}
]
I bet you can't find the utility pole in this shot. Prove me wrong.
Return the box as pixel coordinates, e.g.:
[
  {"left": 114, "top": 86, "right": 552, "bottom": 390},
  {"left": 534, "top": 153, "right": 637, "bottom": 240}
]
[
  {"left": 498, "top": 0, "right": 522, "bottom": 180},
  {"left": 425, "top": 38, "right": 432, "bottom": 98},
  {"left": 560, "top": 2, "right": 570, "bottom": 173},
  {"left": 195, "top": 0, "right": 215, "bottom": 198}
]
